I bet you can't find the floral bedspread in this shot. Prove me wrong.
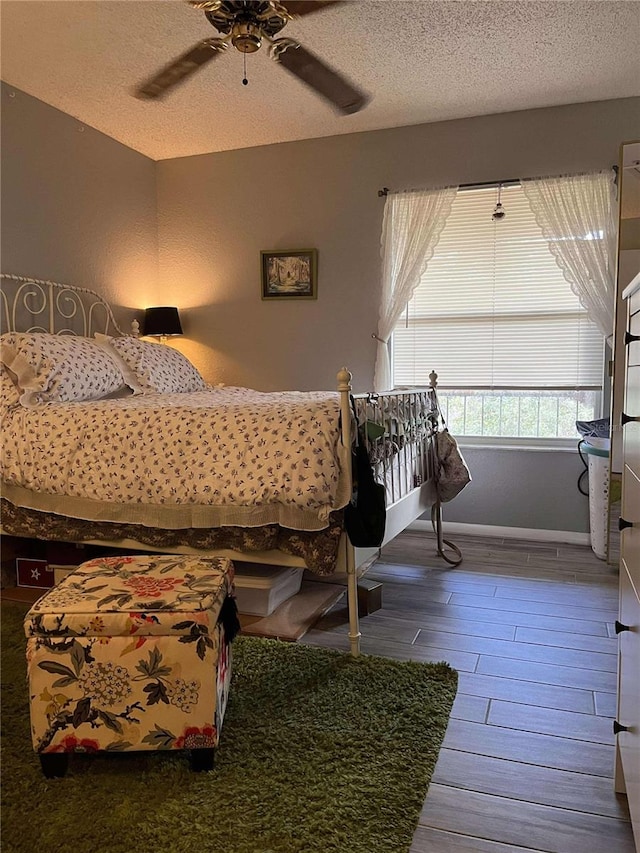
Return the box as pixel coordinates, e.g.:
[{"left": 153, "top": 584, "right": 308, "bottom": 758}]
[{"left": 1, "top": 387, "right": 351, "bottom": 532}]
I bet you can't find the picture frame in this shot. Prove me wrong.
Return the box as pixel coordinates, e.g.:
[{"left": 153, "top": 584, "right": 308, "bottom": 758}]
[{"left": 261, "top": 249, "right": 318, "bottom": 300}]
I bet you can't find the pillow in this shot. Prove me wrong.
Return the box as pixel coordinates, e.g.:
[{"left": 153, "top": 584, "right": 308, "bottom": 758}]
[
  {"left": 94, "top": 333, "right": 145, "bottom": 395},
  {"left": 0, "top": 332, "right": 126, "bottom": 408},
  {"left": 1, "top": 363, "right": 20, "bottom": 409},
  {"left": 105, "top": 336, "right": 207, "bottom": 394}
]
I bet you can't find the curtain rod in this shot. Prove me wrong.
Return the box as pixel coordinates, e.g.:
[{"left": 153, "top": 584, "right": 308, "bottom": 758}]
[
  {"left": 377, "top": 165, "right": 619, "bottom": 197},
  {"left": 378, "top": 178, "right": 517, "bottom": 197},
  {"left": 459, "top": 178, "right": 518, "bottom": 190}
]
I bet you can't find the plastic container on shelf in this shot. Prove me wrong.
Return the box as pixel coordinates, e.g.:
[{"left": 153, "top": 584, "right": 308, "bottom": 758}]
[
  {"left": 232, "top": 563, "right": 303, "bottom": 616},
  {"left": 580, "top": 437, "right": 610, "bottom": 560}
]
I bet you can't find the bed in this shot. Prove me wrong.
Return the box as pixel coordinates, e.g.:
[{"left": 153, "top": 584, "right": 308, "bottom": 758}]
[{"left": 0, "top": 273, "right": 442, "bottom": 656}]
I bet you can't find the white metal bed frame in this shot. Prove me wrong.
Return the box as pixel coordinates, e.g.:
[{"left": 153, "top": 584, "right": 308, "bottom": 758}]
[{"left": 1, "top": 273, "right": 441, "bottom": 657}]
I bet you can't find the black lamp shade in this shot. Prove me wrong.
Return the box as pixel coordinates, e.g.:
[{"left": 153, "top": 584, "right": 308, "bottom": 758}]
[{"left": 142, "top": 306, "right": 183, "bottom": 337}]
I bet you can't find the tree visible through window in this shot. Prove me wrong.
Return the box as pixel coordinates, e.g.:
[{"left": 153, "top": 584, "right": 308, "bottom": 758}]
[{"left": 392, "top": 184, "right": 604, "bottom": 439}]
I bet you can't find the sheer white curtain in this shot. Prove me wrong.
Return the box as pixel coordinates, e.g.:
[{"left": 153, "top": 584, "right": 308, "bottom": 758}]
[
  {"left": 374, "top": 186, "right": 458, "bottom": 391},
  {"left": 520, "top": 170, "right": 618, "bottom": 339}
]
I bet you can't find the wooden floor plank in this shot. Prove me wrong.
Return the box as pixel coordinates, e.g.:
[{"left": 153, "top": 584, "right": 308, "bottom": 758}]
[
  {"left": 410, "top": 826, "right": 546, "bottom": 853},
  {"left": 371, "top": 564, "right": 498, "bottom": 594},
  {"left": 431, "top": 749, "right": 630, "bottom": 819},
  {"left": 492, "top": 584, "right": 619, "bottom": 608},
  {"left": 456, "top": 671, "right": 595, "bottom": 713},
  {"left": 376, "top": 608, "right": 518, "bottom": 640},
  {"left": 441, "top": 719, "right": 614, "bottom": 777},
  {"left": 304, "top": 629, "right": 479, "bottom": 670},
  {"left": 514, "top": 625, "right": 618, "bottom": 654},
  {"left": 395, "top": 564, "right": 610, "bottom": 589},
  {"left": 317, "top": 603, "right": 517, "bottom": 641},
  {"left": 418, "top": 785, "right": 637, "bottom": 853},
  {"left": 363, "top": 581, "right": 454, "bottom": 604},
  {"left": 373, "top": 566, "right": 619, "bottom": 607},
  {"left": 486, "top": 699, "right": 615, "bottom": 744},
  {"left": 367, "top": 595, "right": 612, "bottom": 635},
  {"left": 542, "top": 544, "right": 613, "bottom": 563},
  {"left": 476, "top": 655, "right": 617, "bottom": 692},
  {"left": 460, "top": 565, "right": 582, "bottom": 582},
  {"left": 312, "top": 612, "right": 422, "bottom": 645},
  {"left": 490, "top": 538, "right": 560, "bottom": 555},
  {"left": 448, "top": 591, "right": 616, "bottom": 623},
  {"left": 606, "top": 622, "right": 619, "bottom": 639},
  {"left": 381, "top": 537, "right": 531, "bottom": 568},
  {"left": 450, "top": 694, "right": 490, "bottom": 724},
  {"left": 525, "top": 554, "right": 619, "bottom": 577},
  {"left": 594, "top": 691, "right": 617, "bottom": 718},
  {"left": 413, "top": 628, "right": 617, "bottom": 672}
]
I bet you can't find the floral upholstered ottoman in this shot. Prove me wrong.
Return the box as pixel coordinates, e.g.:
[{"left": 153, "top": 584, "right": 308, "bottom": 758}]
[{"left": 24, "top": 554, "right": 240, "bottom": 778}]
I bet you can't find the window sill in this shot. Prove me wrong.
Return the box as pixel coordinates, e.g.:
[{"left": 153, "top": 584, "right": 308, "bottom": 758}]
[{"left": 456, "top": 436, "right": 580, "bottom": 452}]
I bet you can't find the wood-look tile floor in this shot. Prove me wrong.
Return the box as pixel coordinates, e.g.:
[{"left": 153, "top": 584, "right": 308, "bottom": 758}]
[{"left": 303, "top": 529, "right": 638, "bottom": 853}]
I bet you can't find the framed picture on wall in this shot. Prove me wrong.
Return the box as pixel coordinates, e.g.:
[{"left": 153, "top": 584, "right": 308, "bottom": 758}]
[{"left": 261, "top": 249, "right": 318, "bottom": 300}]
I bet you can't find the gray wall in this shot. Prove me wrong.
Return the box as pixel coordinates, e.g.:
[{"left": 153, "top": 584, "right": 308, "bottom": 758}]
[
  {"left": 443, "top": 446, "right": 590, "bottom": 532},
  {"left": 1, "top": 83, "right": 158, "bottom": 326},
  {"left": 3, "top": 86, "right": 639, "bottom": 534}
]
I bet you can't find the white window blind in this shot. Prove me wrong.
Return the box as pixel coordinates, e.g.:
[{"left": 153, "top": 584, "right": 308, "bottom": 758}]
[{"left": 393, "top": 184, "right": 603, "bottom": 390}]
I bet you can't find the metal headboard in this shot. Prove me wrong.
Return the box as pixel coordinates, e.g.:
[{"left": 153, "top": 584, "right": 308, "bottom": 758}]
[{"left": 0, "top": 273, "right": 128, "bottom": 336}]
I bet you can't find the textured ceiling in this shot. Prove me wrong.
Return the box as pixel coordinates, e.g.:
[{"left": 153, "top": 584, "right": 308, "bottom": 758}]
[{"left": 1, "top": 0, "right": 639, "bottom": 161}]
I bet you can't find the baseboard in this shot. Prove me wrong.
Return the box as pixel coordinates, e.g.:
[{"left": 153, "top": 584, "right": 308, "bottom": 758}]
[{"left": 408, "top": 519, "right": 591, "bottom": 546}]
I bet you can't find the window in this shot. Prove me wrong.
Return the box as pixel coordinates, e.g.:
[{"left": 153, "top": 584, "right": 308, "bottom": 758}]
[{"left": 392, "top": 184, "right": 604, "bottom": 440}]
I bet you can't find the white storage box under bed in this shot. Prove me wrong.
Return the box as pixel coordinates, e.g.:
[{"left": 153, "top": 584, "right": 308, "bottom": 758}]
[{"left": 233, "top": 563, "right": 303, "bottom": 616}]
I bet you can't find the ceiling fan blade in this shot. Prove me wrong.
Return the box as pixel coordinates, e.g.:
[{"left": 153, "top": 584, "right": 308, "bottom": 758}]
[
  {"left": 271, "top": 39, "right": 368, "bottom": 115},
  {"left": 135, "top": 38, "right": 228, "bottom": 100},
  {"left": 277, "top": 1, "right": 344, "bottom": 17}
]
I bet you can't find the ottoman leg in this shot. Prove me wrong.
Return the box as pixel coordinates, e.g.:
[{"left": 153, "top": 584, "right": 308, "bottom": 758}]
[
  {"left": 40, "top": 753, "right": 69, "bottom": 779},
  {"left": 190, "top": 748, "right": 215, "bottom": 772}
]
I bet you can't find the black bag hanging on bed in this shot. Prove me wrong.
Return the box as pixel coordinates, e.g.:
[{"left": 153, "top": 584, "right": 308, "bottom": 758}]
[{"left": 344, "top": 398, "right": 386, "bottom": 548}]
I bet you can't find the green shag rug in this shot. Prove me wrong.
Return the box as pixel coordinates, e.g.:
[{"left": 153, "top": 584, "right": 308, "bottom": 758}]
[{"left": 1, "top": 600, "right": 457, "bottom": 853}]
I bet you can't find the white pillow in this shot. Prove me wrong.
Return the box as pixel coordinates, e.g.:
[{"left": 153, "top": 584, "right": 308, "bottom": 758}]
[
  {"left": 1, "top": 363, "right": 20, "bottom": 409},
  {"left": 104, "top": 335, "right": 207, "bottom": 394},
  {"left": 0, "top": 332, "right": 126, "bottom": 408},
  {"left": 94, "top": 333, "right": 145, "bottom": 395}
]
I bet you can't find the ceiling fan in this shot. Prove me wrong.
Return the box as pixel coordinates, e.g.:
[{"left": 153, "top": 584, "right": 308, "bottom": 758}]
[{"left": 135, "top": 0, "right": 369, "bottom": 115}]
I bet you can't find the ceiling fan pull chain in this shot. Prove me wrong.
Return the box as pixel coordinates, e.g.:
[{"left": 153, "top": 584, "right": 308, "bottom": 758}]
[{"left": 242, "top": 51, "right": 248, "bottom": 86}]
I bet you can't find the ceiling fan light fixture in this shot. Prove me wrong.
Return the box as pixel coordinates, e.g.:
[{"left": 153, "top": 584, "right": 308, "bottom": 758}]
[{"left": 231, "top": 20, "right": 263, "bottom": 53}]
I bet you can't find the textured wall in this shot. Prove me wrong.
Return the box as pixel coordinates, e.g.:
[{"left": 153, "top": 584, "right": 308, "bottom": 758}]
[{"left": 1, "top": 83, "right": 158, "bottom": 327}]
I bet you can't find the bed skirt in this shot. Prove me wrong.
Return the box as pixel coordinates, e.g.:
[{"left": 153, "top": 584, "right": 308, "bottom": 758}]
[{"left": 0, "top": 499, "right": 344, "bottom": 576}]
